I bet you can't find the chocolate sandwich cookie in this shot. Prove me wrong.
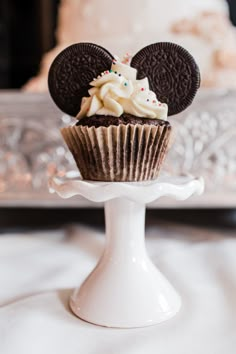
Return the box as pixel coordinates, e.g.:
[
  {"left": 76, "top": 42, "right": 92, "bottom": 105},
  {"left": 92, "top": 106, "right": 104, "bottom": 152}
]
[
  {"left": 48, "top": 43, "right": 113, "bottom": 116},
  {"left": 131, "top": 42, "right": 201, "bottom": 116}
]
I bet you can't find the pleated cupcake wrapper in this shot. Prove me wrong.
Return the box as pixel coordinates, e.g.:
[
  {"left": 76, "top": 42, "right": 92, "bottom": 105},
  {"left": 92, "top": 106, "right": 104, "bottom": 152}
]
[{"left": 61, "top": 124, "right": 171, "bottom": 181}]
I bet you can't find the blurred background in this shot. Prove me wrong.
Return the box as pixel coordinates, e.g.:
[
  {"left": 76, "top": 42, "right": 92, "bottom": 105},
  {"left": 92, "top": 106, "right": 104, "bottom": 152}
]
[
  {"left": 0, "top": 0, "right": 236, "bottom": 228},
  {"left": 0, "top": 0, "right": 235, "bottom": 89}
]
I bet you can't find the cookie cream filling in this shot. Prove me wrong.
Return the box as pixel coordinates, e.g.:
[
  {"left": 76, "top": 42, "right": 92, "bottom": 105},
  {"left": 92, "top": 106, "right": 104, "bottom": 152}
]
[{"left": 76, "top": 59, "right": 168, "bottom": 120}]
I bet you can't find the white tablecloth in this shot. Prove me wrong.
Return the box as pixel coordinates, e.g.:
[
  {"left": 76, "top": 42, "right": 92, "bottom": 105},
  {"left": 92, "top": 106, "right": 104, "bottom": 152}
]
[{"left": 0, "top": 223, "right": 236, "bottom": 354}]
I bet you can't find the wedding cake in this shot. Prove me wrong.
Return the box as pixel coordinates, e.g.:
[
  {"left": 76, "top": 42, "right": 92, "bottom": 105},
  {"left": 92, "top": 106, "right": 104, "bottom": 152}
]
[{"left": 24, "top": 0, "right": 236, "bottom": 90}]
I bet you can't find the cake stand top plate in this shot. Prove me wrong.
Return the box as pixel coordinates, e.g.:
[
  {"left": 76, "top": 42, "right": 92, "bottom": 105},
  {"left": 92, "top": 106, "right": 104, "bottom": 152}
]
[{"left": 49, "top": 175, "right": 204, "bottom": 204}]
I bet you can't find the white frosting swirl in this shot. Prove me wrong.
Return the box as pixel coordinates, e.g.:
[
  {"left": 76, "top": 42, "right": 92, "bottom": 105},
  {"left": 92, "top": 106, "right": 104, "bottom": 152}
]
[{"left": 76, "top": 59, "right": 168, "bottom": 120}]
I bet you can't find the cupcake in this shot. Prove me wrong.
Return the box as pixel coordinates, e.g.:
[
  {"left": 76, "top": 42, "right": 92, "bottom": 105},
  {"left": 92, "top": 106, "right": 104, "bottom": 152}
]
[{"left": 48, "top": 42, "right": 200, "bottom": 181}]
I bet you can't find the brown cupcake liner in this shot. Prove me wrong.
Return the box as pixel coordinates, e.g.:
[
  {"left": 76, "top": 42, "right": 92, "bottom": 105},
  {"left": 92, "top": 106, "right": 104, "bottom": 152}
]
[{"left": 61, "top": 123, "right": 171, "bottom": 181}]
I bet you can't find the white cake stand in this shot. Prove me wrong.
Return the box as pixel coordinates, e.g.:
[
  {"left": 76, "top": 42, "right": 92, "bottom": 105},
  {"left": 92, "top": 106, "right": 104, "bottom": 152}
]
[{"left": 49, "top": 175, "right": 204, "bottom": 328}]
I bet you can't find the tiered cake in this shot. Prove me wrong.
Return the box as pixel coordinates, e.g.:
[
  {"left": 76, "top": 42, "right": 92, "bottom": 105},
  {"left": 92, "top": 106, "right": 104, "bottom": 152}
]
[{"left": 24, "top": 0, "right": 236, "bottom": 90}]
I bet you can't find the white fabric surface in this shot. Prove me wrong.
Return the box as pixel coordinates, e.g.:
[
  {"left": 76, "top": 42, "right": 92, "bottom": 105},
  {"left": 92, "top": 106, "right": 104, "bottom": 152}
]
[{"left": 0, "top": 223, "right": 236, "bottom": 354}]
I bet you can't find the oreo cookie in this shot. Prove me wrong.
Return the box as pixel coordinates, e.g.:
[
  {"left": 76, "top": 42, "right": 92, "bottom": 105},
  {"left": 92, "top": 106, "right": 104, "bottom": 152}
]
[
  {"left": 48, "top": 43, "right": 113, "bottom": 116},
  {"left": 131, "top": 42, "right": 200, "bottom": 116}
]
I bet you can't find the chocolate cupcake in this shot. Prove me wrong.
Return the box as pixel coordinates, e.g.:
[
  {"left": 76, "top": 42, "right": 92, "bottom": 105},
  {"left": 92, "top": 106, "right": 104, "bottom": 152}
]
[{"left": 48, "top": 42, "right": 200, "bottom": 181}]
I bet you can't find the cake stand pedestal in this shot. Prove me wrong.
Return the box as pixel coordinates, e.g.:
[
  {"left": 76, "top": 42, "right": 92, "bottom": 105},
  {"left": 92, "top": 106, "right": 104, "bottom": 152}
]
[{"left": 49, "top": 175, "right": 204, "bottom": 328}]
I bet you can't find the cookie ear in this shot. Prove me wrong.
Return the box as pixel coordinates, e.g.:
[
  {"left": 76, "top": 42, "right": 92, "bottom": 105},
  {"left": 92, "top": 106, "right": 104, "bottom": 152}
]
[
  {"left": 131, "top": 42, "right": 201, "bottom": 116},
  {"left": 48, "top": 43, "right": 114, "bottom": 116}
]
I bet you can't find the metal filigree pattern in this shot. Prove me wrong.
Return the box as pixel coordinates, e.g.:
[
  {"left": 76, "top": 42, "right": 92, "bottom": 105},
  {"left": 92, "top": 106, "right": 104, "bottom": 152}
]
[
  {"left": 165, "top": 89, "right": 236, "bottom": 192},
  {"left": 0, "top": 92, "right": 78, "bottom": 198}
]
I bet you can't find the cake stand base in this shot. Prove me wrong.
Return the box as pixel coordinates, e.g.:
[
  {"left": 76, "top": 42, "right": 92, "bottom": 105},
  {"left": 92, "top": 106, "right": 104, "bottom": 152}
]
[{"left": 49, "top": 175, "right": 204, "bottom": 328}]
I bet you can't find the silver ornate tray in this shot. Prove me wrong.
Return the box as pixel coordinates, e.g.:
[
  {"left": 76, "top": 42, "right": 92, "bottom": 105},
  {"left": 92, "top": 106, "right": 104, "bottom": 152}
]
[{"left": 0, "top": 89, "right": 235, "bottom": 207}]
